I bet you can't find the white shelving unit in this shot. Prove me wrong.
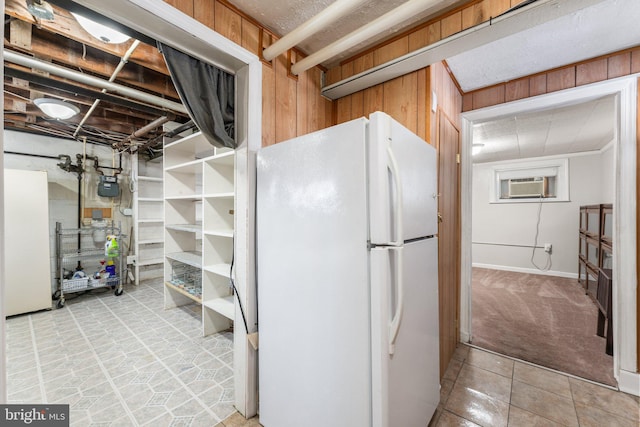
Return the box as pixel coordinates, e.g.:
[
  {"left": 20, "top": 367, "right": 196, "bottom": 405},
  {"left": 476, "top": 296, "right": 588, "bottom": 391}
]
[
  {"left": 132, "top": 154, "right": 164, "bottom": 285},
  {"left": 163, "top": 131, "right": 235, "bottom": 335}
]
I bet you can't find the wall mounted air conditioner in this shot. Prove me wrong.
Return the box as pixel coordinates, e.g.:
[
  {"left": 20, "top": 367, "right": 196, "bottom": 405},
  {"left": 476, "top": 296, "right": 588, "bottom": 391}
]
[{"left": 508, "top": 177, "right": 548, "bottom": 198}]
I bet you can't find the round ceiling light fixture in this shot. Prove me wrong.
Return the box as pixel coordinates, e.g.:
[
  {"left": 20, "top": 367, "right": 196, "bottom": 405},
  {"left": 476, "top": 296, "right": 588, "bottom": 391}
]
[
  {"left": 33, "top": 98, "right": 80, "bottom": 120},
  {"left": 71, "top": 12, "right": 131, "bottom": 44}
]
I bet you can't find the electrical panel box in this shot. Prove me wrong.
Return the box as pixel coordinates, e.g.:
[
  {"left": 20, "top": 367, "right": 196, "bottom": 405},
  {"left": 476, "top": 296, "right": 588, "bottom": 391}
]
[{"left": 98, "top": 175, "right": 119, "bottom": 197}]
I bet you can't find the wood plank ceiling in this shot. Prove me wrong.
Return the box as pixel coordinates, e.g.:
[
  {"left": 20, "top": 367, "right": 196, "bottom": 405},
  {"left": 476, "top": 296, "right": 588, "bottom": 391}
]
[{"left": 4, "top": 0, "right": 191, "bottom": 155}]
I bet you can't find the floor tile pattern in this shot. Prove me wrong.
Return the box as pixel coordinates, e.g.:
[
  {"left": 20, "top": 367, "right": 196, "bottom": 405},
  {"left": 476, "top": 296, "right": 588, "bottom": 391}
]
[
  {"left": 6, "top": 279, "right": 235, "bottom": 426},
  {"left": 431, "top": 345, "right": 640, "bottom": 427}
]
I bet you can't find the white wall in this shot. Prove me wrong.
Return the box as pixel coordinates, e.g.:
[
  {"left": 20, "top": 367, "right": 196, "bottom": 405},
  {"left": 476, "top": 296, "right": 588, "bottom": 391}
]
[
  {"left": 472, "top": 151, "right": 614, "bottom": 277},
  {"left": 4, "top": 130, "right": 133, "bottom": 293}
]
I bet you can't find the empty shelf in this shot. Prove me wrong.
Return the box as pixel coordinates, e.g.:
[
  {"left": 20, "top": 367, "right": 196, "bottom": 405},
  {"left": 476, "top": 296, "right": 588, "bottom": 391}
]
[
  {"left": 137, "top": 257, "right": 164, "bottom": 266},
  {"left": 166, "top": 251, "right": 202, "bottom": 268},
  {"left": 203, "top": 296, "right": 234, "bottom": 320},
  {"left": 203, "top": 263, "right": 231, "bottom": 278},
  {"left": 166, "top": 223, "right": 201, "bottom": 233}
]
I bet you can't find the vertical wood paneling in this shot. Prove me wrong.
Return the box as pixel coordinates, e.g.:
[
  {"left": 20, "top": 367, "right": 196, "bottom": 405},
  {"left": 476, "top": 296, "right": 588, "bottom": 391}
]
[
  {"left": 576, "top": 59, "right": 607, "bottom": 86},
  {"left": 351, "top": 91, "right": 364, "bottom": 120},
  {"left": 441, "top": 11, "right": 462, "bottom": 38},
  {"left": 472, "top": 86, "right": 505, "bottom": 110},
  {"left": 383, "top": 73, "right": 418, "bottom": 133},
  {"left": 374, "top": 37, "right": 409, "bottom": 67},
  {"left": 194, "top": 0, "right": 214, "bottom": 28},
  {"left": 274, "top": 52, "right": 297, "bottom": 142},
  {"left": 437, "top": 111, "right": 460, "bottom": 378},
  {"left": 325, "top": 67, "right": 342, "bottom": 87},
  {"left": 462, "top": 1, "right": 491, "bottom": 29},
  {"left": 546, "top": 67, "right": 575, "bottom": 92},
  {"left": 632, "top": 50, "right": 640, "bottom": 74},
  {"left": 262, "top": 63, "right": 276, "bottom": 146},
  {"left": 296, "top": 52, "right": 309, "bottom": 137},
  {"left": 529, "top": 74, "right": 547, "bottom": 97},
  {"left": 462, "top": 93, "right": 473, "bottom": 112},
  {"left": 363, "top": 84, "right": 384, "bottom": 117},
  {"left": 215, "top": 2, "right": 242, "bottom": 45},
  {"left": 417, "top": 68, "right": 428, "bottom": 141},
  {"left": 505, "top": 79, "right": 529, "bottom": 102},
  {"left": 608, "top": 53, "right": 631, "bottom": 79},
  {"left": 335, "top": 97, "right": 352, "bottom": 125},
  {"left": 341, "top": 61, "right": 354, "bottom": 81},
  {"left": 164, "top": 0, "right": 194, "bottom": 15},
  {"left": 353, "top": 53, "right": 374, "bottom": 74},
  {"left": 241, "top": 20, "right": 260, "bottom": 56}
]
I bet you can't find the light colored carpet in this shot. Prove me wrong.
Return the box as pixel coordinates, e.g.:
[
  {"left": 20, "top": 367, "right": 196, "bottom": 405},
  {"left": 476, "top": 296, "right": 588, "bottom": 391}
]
[{"left": 471, "top": 267, "right": 615, "bottom": 386}]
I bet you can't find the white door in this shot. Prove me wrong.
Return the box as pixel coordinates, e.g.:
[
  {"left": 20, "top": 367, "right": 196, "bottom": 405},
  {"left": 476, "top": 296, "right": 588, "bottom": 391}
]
[
  {"left": 369, "top": 112, "right": 438, "bottom": 244},
  {"left": 371, "top": 237, "right": 440, "bottom": 427},
  {"left": 257, "top": 119, "right": 372, "bottom": 427}
]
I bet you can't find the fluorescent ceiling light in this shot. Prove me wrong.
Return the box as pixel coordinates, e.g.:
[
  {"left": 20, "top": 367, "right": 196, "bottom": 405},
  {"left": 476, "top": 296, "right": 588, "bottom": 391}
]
[
  {"left": 33, "top": 98, "right": 80, "bottom": 120},
  {"left": 472, "top": 143, "right": 485, "bottom": 156},
  {"left": 71, "top": 12, "right": 130, "bottom": 44}
]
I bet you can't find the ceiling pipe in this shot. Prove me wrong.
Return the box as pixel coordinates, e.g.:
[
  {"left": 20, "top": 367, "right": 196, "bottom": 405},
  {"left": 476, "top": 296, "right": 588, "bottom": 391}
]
[
  {"left": 291, "top": 0, "right": 441, "bottom": 75},
  {"left": 114, "top": 114, "right": 174, "bottom": 150},
  {"left": 74, "top": 39, "right": 141, "bottom": 137},
  {"left": 4, "top": 49, "right": 187, "bottom": 114},
  {"left": 262, "top": 0, "right": 369, "bottom": 62}
]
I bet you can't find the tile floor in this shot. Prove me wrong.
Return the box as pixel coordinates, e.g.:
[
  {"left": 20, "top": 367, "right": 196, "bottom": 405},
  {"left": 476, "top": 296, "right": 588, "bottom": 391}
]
[
  {"left": 6, "top": 278, "right": 639, "bottom": 427},
  {"left": 431, "top": 345, "right": 640, "bottom": 427},
  {"left": 5, "top": 278, "right": 236, "bottom": 426}
]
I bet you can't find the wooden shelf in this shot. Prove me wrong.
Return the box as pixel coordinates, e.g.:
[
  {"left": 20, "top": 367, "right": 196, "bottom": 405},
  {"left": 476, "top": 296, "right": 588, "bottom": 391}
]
[
  {"left": 203, "top": 296, "right": 234, "bottom": 320},
  {"left": 137, "top": 218, "right": 164, "bottom": 223},
  {"left": 165, "top": 195, "right": 202, "bottom": 201},
  {"left": 138, "top": 238, "right": 164, "bottom": 245},
  {"left": 203, "top": 192, "right": 234, "bottom": 199},
  {"left": 165, "top": 281, "right": 202, "bottom": 304},
  {"left": 138, "top": 197, "right": 164, "bottom": 202}
]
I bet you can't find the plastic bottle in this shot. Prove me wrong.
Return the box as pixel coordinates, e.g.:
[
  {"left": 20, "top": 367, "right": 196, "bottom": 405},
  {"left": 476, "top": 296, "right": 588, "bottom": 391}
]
[{"left": 105, "top": 260, "right": 116, "bottom": 277}]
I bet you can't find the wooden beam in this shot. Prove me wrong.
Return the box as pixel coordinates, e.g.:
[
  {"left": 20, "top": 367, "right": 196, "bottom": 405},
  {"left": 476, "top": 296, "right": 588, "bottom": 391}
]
[{"left": 6, "top": 0, "right": 170, "bottom": 76}]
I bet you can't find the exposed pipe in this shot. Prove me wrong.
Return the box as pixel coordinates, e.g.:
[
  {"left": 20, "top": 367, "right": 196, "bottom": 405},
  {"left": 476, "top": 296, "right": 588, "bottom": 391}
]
[
  {"left": 114, "top": 114, "right": 174, "bottom": 150},
  {"left": 4, "top": 49, "right": 188, "bottom": 114},
  {"left": 262, "top": 0, "right": 368, "bottom": 62},
  {"left": 74, "top": 39, "right": 142, "bottom": 137},
  {"left": 291, "top": 0, "right": 442, "bottom": 75},
  {"left": 3, "top": 151, "right": 61, "bottom": 160}
]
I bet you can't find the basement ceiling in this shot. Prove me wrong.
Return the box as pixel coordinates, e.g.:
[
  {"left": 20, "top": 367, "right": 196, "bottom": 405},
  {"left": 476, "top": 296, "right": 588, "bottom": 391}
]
[
  {"left": 3, "top": 0, "right": 191, "bottom": 155},
  {"left": 472, "top": 95, "right": 616, "bottom": 164},
  {"left": 227, "top": 0, "right": 464, "bottom": 67}
]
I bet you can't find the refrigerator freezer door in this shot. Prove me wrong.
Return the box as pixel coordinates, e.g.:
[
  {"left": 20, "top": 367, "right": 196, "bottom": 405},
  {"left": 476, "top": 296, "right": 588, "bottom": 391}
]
[
  {"left": 369, "top": 112, "right": 438, "bottom": 244},
  {"left": 257, "top": 119, "right": 372, "bottom": 427},
  {"left": 371, "top": 238, "right": 440, "bottom": 427}
]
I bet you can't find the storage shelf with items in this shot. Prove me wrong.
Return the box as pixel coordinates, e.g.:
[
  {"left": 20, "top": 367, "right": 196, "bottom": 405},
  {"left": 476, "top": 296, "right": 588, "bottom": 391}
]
[
  {"left": 578, "top": 204, "right": 611, "bottom": 299},
  {"left": 163, "top": 131, "right": 236, "bottom": 335},
  {"left": 133, "top": 155, "right": 164, "bottom": 284},
  {"left": 55, "top": 221, "right": 124, "bottom": 308}
]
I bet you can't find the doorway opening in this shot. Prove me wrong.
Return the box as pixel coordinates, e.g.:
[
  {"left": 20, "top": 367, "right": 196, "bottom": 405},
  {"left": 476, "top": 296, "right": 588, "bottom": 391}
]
[{"left": 459, "top": 77, "right": 638, "bottom": 391}]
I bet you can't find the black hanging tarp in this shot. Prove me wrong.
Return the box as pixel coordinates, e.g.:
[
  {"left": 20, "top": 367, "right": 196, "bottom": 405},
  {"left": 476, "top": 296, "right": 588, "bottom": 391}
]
[{"left": 159, "top": 43, "right": 236, "bottom": 149}]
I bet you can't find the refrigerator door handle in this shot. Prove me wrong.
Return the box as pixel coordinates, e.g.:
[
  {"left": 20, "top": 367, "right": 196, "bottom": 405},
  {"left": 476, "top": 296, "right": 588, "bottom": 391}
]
[
  {"left": 386, "top": 144, "right": 403, "bottom": 246},
  {"left": 388, "top": 246, "right": 404, "bottom": 355}
]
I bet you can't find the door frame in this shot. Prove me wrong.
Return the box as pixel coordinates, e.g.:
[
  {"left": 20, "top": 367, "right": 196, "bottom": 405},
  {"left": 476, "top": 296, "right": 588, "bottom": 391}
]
[
  {"left": 0, "top": 0, "right": 262, "bottom": 416},
  {"left": 459, "top": 76, "right": 639, "bottom": 395}
]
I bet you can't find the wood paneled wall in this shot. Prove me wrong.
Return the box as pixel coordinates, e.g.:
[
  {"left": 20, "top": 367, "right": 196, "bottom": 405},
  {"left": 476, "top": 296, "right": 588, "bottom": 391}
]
[
  {"left": 325, "top": 0, "right": 528, "bottom": 87},
  {"left": 162, "top": 0, "right": 333, "bottom": 147},
  {"left": 462, "top": 47, "right": 640, "bottom": 111},
  {"left": 334, "top": 68, "right": 429, "bottom": 141}
]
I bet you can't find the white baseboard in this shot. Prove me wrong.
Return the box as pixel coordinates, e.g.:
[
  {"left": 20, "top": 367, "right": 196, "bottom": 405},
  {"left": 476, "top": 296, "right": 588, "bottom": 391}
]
[
  {"left": 472, "top": 262, "right": 578, "bottom": 279},
  {"left": 618, "top": 369, "right": 640, "bottom": 396}
]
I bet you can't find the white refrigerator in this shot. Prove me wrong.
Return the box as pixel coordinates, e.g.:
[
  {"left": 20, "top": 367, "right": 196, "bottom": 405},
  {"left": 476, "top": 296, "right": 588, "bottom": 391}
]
[{"left": 257, "top": 111, "right": 440, "bottom": 427}]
